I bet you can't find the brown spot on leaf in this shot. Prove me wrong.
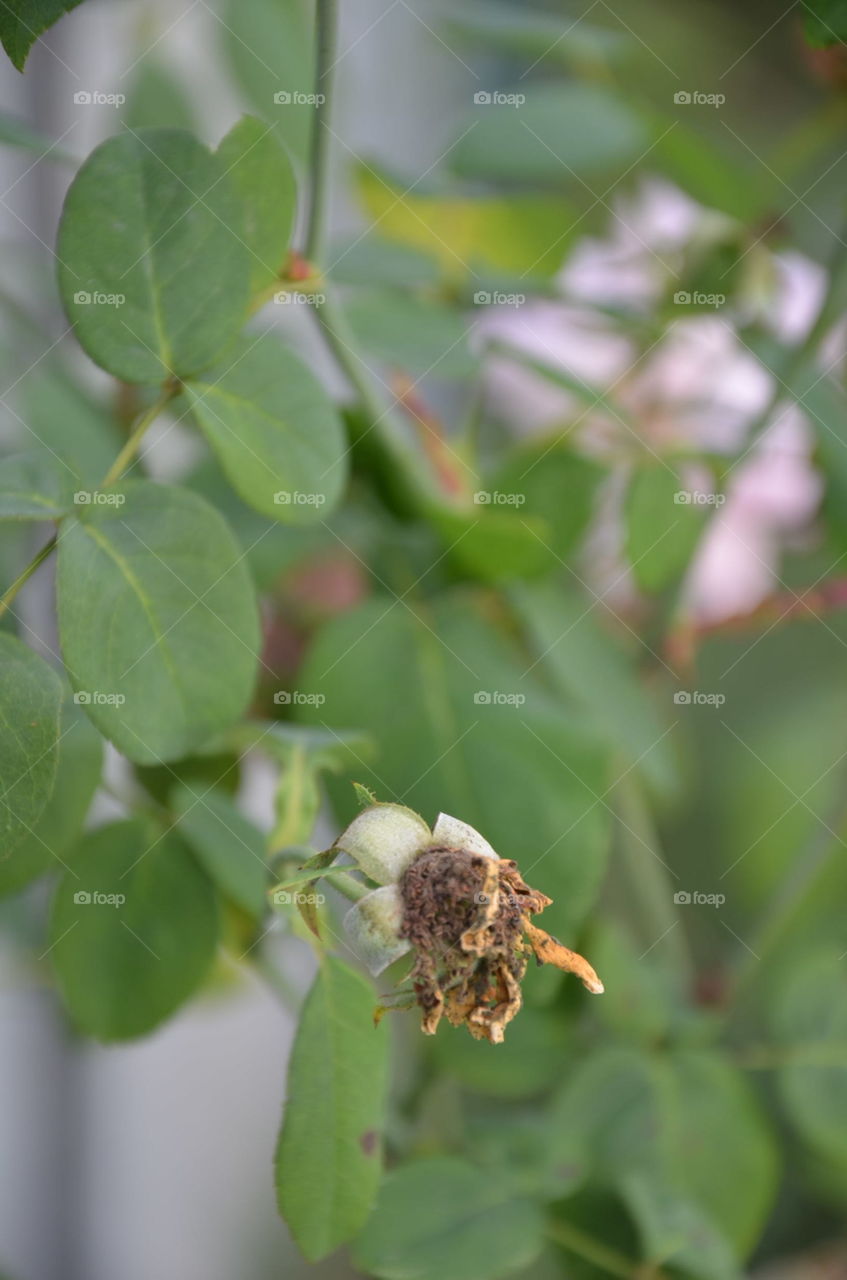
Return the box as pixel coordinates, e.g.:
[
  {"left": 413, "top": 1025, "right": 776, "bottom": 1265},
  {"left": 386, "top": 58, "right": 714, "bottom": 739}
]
[{"left": 360, "top": 1129, "right": 378, "bottom": 1156}]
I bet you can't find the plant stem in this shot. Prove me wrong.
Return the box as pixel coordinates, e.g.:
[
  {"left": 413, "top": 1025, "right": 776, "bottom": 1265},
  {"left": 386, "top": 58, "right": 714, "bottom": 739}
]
[
  {"left": 305, "top": 0, "right": 338, "bottom": 264},
  {"left": 547, "top": 1219, "right": 661, "bottom": 1279},
  {"left": 0, "top": 385, "right": 176, "bottom": 620},
  {"left": 312, "top": 294, "right": 444, "bottom": 512},
  {"left": 101, "top": 384, "right": 177, "bottom": 487},
  {"left": 0, "top": 534, "right": 56, "bottom": 621},
  {"left": 302, "top": 0, "right": 467, "bottom": 516},
  {"left": 741, "top": 222, "right": 847, "bottom": 447}
]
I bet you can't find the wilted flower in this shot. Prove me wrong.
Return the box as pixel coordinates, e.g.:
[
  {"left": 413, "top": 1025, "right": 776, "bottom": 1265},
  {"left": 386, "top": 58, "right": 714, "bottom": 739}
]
[{"left": 339, "top": 802, "right": 603, "bottom": 1044}]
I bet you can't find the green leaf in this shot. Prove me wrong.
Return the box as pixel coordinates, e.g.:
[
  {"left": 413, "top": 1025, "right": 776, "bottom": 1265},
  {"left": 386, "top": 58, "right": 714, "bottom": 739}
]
[
  {"left": 432, "top": 1000, "right": 572, "bottom": 1099},
  {"left": 121, "top": 60, "right": 197, "bottom": 132},
  {"left": 330, "top": 236, "right": 441, "bottom": 289},
  {"left": 49, "top": 818, "right": 219, "bottom": 1040},
  {"left": 0, "top": 0, "right": 84, "bottom": 70},
  {"left": 625, "top": 462, "right": 707, "bottom": 593},
  {"left": 549, "top": 1046, "right": 670, "bottom": 1184},
  {"left": 171, "top": 782, "right": 269, "bottom": 918},
  {"left": 219, "top": 0, "right": 315, "bottom": 168},
  {"left": 344, "top": 289, "right": 478, "bottom": 378},
  {"left": 550, "top": 1045, "right": 777, "bottom": 1256},
  {"left": 56, "top": 480, "right": 260, "bottom": 764},
  {"left": 0, "top": 698, "right": 101, "bottom": 898},
  {"left": 804, "top": 0, "right": 847, "bottom": 47},
  {"left": 298, "top": 592, "right": 611, "bottom": 940},
  {"left": 510, "top": 579, "right": 678, "bottom": 798},
  {"left": 184, "top": 334, "right": 347, "bottom": 522},
  {"left": 664, "top": 1051, "right": 777, "bottom": 1256},
  {"left": 0, "top": 110, "right": 76, "bottom": 161},
  {"left": 0, "top": 634, "right": 63, "bottom": 856},
  {"left": 619, "top": 1175, "right": 741, "bottom": 1280},
  {"left": 275, "top": 954, "right": 389, "bottom": 1260},
  {"left": 771, "top": 948, "right": 847, "bottom": 1168},
  {"left": 20, "top": 365, "right": 120, "bottom": 487},
  {"left": 588, "top": 924, "right": 674, "bottom": 1045},
  {"left": 0, "top": 451, "right": 74, "bottom": 519},
  {"left": 57, "top": 129, "right": 250, "bottom": 383},
  {"left": 802, "top": 377, "right": 847, "bottom": 544},
  {"left": 492, "top": 440, "right": 605, "bottom": 564},
  {"left": 435, "top": 508, "right": 559, "bottom": 584},
  {"left": 270, "top": 745, "right": 321, "bottom": 851},
  {"left": 441, "top": 0, "right": 631, "bottom": 68},
  {"left": 355, "top": 166, "right": 581, "bottom": 280},
  {"left": 217, "top": 116, "right": 297, "bottom": 295},
  {"left": 451, "top": 83, "right": 649, "bottom": 186},
  {"left": 353, "top": 1157, "right": 545, "bottom": 1280}
]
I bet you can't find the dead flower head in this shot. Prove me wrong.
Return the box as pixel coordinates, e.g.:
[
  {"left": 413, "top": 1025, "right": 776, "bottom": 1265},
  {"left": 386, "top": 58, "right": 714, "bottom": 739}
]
[{"left": 338, "top": 803, "right": 603, "bottom": 1044}]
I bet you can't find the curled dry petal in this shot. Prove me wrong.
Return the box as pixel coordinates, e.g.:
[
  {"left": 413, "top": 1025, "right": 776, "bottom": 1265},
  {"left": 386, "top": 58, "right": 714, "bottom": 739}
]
[{"left": 523, "top": 920, "right": 605, "bottom": 994}]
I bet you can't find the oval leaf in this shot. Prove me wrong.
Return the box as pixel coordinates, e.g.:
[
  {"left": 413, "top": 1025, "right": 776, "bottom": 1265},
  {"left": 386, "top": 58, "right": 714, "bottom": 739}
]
[
  {"left": 216, "top": 115, "right": 297, "bottom": 295},
  {"left": 57, "top": 128, "right": 250, "bottom": 383},
  {"left": 0, "top": 634, "right": 63, "bottom": 856},
  {"left": 275, "top": 954, "right": 388, "bottom": 1260},
  {"left": 0, "top": 451, "right": 75, "bottom": 520},
  {"left": 184, "top": 335, "right": 347, "bottom": 522},
  {"left": 171, "top": 782, "right": 269, "bottom": 918},
  {"left": 56, "top": 480, "right": 260, "bottom": 764},
  {"left": 0, "top": 699, "right": 101, "bottom": 897},
  {"left": 352, "top": 1157, "right": 545, "bottom": 1280},
  {"left": 49, "top": 819, "right": 219, "bottom": 1039}
]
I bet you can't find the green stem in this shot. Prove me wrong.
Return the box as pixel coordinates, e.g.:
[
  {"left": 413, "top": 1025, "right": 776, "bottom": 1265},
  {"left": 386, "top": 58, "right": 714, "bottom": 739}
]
[
  {"left": 101, "top": 385, "right": 177, "bottom": 487},
  {"left": 326, "top": 869, "right": 369, "bottom": 901},
  {"left": 547, "top": 1219, "right": 662, "bottom": 1279},
  {"left": 741, "top": 223, "right": 847, "bottom": 447},
  {"left": 301, "top": 0, "right": 467, "bottom": 517},
  {"left": 305, "top": 0, "right": 338, "bottom": 264},
  {"left": 0, "top": 534, "right": 56, "bottom": 621},
  {"left": 0, "top": 384, "right": 176, "bottom": 621}
]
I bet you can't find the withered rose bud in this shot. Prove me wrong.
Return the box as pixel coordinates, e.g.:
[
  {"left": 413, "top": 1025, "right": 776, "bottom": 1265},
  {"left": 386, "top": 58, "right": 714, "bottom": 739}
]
[{"left": 340, "top": 803, "right": 603, "bottom": 1044}]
